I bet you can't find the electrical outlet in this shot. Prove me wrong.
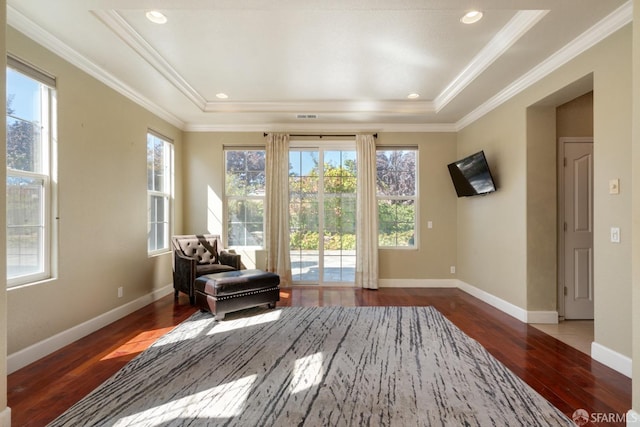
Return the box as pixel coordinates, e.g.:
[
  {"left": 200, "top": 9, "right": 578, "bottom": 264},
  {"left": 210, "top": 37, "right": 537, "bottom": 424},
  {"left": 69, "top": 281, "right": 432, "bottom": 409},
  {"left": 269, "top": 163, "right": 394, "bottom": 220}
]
[
  {"left": 450, "top": 266, "right": 456, "bottom": 274},
  {"left": 117, "top": 286, "right": 123, "bottom": 298},
  {"left": 427, "top": 221, "right": 433, "bottom": 229}
]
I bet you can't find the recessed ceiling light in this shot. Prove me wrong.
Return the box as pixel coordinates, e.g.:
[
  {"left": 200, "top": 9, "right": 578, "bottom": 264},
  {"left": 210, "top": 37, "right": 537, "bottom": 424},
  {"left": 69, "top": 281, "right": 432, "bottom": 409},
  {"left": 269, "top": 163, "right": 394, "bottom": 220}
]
[
  {"left": 407, "top": 93, "right": 420, "bottom": 99},
  {"left": 460, "top": 10, "right": 483, "bottom": 24},
  {"left": 216, "top": 93, "right": 229, "bottom": 99},
  {"left": 146, "top": 10, "right": 167, "bottom": 24}
]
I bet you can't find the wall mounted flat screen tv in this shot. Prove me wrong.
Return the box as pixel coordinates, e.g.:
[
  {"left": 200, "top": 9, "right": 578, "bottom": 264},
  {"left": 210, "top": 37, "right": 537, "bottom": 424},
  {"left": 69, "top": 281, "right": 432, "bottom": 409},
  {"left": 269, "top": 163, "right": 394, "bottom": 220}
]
[{"left": 447, "top": 150, "right": 497, "bottom": 197}]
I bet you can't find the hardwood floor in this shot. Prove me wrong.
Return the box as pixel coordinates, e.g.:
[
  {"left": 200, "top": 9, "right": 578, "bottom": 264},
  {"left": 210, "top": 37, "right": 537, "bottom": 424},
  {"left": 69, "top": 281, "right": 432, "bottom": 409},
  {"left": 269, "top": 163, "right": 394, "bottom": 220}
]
[{"left": 8, "top": 287, "right": 631, "bottom": 426}]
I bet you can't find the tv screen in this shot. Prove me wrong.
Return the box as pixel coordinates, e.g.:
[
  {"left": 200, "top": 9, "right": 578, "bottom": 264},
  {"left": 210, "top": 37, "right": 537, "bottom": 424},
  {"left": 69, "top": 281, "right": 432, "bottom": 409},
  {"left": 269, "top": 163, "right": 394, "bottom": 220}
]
[{"left": 447, "top": 151, "right": 497, "bottom": 197}]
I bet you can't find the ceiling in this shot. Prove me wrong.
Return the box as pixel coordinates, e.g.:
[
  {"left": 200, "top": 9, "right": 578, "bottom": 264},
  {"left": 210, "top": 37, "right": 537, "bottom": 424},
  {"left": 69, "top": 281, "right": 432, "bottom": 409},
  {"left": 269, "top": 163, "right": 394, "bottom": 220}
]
[{"left": 6, "top": 0, "right": 631, "bottom": 132}]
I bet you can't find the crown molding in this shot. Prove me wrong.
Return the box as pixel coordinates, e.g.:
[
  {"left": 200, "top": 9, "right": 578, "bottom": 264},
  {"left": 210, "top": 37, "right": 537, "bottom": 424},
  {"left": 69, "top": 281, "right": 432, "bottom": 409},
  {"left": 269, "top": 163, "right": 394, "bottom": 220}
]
[
  {"left": 7, "top": 5, "right": 185, "bottom": 130},
  {"left": 92, "top": 10, "right": 207, "bottom": 110},
  {"left": 434, "top": 9, "right": 548, "bottom": 112},
  {"left": 455, "top": 0, "right": 632, "bottom": 131},
  {"left": 184, "top": 122, "right": 457, "bottom": 133}
]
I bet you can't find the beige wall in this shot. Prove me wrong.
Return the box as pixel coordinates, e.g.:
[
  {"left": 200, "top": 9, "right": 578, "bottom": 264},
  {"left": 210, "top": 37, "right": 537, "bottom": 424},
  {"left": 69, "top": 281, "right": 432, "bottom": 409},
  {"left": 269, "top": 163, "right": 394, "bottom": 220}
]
[
  {"left": 457, "top": 25, "right": 632, "bottom": 357},
  {"left": 6, "top": 27, "right": 184, "bottom": 354},
  {"left": 525, "top": 106, "right": 557, "bottom": 311},
  {"left": 557, "top": 91, "right": 594, "bottom": 138},
  {"left": 376, "top": 133, "right": 458, "bottom": 280},
  {"left": 632, "top": 0, "right": 640, "bottom": 413},
  {"left": 1, "top": 0, "right": 8, "bottom": 423},
  {"left": 456, "top": 103, "right": 528, "bottom": 307},
  {"left": 182, "top": 132, "right": 458, "bottom": 280},
  {"left": 592, "top": 27, "right": 632, "bottom": 357}
]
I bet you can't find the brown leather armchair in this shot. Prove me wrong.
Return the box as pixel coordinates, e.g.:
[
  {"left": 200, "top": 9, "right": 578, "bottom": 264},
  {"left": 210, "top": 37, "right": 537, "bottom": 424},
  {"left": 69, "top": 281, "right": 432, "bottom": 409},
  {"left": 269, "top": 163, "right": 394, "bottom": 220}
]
[{"left": 172, "top": 234, "right": 241, "bottom": 304}]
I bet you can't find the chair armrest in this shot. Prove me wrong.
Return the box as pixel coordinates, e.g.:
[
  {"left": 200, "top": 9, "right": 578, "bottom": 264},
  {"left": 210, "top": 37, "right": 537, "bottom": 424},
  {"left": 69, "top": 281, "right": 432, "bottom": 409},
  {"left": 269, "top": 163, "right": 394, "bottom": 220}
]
[
  {"left": 219, "top": 250, "right": 241, "bottom": 270},
  {"left": 173, "top": 251, "right": 197, "bottom": 294}
]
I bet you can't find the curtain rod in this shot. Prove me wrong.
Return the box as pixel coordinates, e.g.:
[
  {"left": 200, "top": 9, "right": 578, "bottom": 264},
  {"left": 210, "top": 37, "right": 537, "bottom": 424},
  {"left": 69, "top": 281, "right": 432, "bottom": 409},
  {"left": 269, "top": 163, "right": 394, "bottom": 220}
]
[{"left": 263, "top": 133, "right": 377, "bottom": 139}]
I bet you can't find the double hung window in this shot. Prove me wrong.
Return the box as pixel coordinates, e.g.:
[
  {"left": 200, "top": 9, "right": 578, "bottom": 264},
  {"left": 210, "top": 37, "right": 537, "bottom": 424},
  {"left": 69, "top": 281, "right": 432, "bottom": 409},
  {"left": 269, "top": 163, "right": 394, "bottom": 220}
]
[
  {"left": 225, "top": 149, "right": 266, "bottom": 247},
  {"left": 147, "top": 132, "right": 174, "bottom": 253},
  {"left": 376, "top": 148, "right": 418, "bottom": 248},
  {"left": 6, "top": 57, "right": 56, "bottom": 286}
]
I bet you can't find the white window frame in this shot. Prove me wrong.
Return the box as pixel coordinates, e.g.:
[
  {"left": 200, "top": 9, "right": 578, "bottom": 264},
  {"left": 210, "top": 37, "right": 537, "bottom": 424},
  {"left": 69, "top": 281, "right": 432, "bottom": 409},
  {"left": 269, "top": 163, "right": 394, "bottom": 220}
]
[
  {"left": 6, "top": 56, "right": 57, "bottom": 287},
  {"left": 376, "top": 147, "right": 419, "bottom": 249},
  {"left": 147, "top": 131, "right": 174, "bottom": 255},
  {"left": 223, "top": 147, "right": 266, "bottom": 249}
]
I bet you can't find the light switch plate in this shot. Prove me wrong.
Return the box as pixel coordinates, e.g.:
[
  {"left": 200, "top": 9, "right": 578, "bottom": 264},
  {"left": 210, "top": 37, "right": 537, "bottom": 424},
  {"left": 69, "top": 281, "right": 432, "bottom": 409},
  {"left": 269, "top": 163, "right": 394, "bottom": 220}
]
[
  {"left": 611, "top": 227, "right": 620, "bottom": 243},
  {"left": 609, "top": 179, "right": 620, "bottom": 194}
]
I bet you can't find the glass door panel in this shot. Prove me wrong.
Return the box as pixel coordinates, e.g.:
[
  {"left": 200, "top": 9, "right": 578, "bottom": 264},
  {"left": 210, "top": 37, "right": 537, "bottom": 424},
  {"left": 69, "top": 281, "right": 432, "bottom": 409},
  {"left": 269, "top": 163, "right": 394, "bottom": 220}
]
[
  {"left": 322, "top": 150, "right": 356, "bottom": 283},
  {"left": 289, "top": 150, "right": 320, "bottom": 283},
  {"left": 289, "top": 147, "right": 356, "bottom": 285}
]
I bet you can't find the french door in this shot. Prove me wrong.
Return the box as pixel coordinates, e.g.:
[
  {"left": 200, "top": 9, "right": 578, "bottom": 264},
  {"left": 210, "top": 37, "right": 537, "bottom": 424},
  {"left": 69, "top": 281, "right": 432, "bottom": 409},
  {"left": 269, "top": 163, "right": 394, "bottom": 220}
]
[{"left": 289, "top": 144, "right": 356, "bottom": 285}]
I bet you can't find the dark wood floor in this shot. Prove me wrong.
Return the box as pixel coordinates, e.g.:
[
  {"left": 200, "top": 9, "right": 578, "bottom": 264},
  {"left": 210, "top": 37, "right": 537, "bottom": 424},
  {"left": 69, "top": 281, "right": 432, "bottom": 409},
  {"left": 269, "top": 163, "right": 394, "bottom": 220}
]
[{"left": 8, "top": 287, "right": 631, "bottom": 427}]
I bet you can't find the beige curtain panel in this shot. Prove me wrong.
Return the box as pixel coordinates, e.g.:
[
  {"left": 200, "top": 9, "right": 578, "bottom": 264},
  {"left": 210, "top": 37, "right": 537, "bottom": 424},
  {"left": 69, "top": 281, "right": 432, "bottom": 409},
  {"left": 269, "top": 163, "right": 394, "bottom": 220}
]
[
  {"left": 265, "top": 133, "right": 293, "bottom": 286},
  {"left": 355, "top": 134, "right": 379, "bottom": 289}
]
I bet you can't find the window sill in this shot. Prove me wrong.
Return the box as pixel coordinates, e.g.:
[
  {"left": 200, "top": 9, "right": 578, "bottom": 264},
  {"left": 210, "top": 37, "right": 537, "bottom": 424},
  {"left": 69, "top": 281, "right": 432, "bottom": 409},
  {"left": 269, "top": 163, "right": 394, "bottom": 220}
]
[{"left": 7, "top": 276, "right": 57, "bottom": 291}]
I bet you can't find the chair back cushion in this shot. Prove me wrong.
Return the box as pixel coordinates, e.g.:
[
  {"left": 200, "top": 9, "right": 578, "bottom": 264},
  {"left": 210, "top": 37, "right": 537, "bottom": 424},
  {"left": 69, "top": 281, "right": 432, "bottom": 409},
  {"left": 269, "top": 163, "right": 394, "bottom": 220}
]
[{"left": 174, "top": 235, "right": 220, "bottom": 265}]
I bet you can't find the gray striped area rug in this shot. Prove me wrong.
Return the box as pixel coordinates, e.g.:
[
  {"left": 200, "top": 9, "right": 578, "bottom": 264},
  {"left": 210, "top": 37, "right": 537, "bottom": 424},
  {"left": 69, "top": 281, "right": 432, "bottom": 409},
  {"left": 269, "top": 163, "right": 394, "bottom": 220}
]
[{"left": 49, "top": 306, "right": 573, "bottom": 426}]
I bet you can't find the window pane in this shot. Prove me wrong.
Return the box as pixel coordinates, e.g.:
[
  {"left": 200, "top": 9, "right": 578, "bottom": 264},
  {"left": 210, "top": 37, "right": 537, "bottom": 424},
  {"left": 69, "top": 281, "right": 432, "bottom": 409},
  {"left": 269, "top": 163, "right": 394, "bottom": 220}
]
[
  {"left": 227, "top": 199, "right": 264, "bottom": 246},
  {"left": 7, "top": 117, "right": 41, "bottom": 172},
  {"left": 376, "top": 150, "right": 416, "bottom": 196},
  {"left": 225, "top": 151, "right": 266, "bottom": 197},
  {"left": 301, "top": 177, "right": 318, "bottom": 195},
  {"left": 7, "top": 176, "right": 45, "bottom": 279},
  {"left": 378, "top": 199, "right": 415, "bottom": 247},
  {"left": 7, "top": 226, "right": 44, "bottom": 279},
  {"left": 7, "top": 68, "right": 42, "bottom": 122},
  {"left": 148, "top": 195, "right": 169, "bottom": 252},
  {"left": 226, "top": 151, "right": 247, "bottom": 172},
  {"left": 247, "top": 171, "right": 266, "bottom": 196},
  {"left": 149, "top": 195, "right": 166, "bottom": 222},
  {"left": 245, "top": 150, "right": 266, "bottom": 172}
]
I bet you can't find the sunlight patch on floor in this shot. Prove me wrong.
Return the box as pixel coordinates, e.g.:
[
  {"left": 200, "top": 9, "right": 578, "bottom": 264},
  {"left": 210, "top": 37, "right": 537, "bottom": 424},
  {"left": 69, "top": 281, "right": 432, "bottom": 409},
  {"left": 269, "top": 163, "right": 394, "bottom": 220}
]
[
  {"left": 290, "top": 352, "right": 324, "bottom": 394},
  {"left": 113, "top": 375, "right": 257, "bottom": 426},
  {"left": 207, "top": 309, "right": 282, "bottom": 335},
  {"left": 100, "top": 327, "right": 174, "bottom": 361}
]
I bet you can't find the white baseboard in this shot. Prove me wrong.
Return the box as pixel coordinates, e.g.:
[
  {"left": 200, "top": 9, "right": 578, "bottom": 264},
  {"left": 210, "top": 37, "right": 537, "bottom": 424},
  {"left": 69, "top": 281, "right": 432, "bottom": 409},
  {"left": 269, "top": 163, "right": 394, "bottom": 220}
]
[
  {"left": 7, "top": 284, "right": 173, "bottom": 374},
  {"left": 378, "top": 278, "right": 558, "bottom": 324},
  {"left": 457, "top": 280, "right": 558, "bottom": 323},
  {"left": 378, "top": 278, "right": 457, "bottom": 288},
  {"left": 591, "top": 341, "right": 632, "bottom": 378},
  {"left": 0, "top": 407, "right": 11, "bottom": 427},
  {"left": 458, "top": 280, "right": 558, "bottom": 324},
  {"left": 456, "top": 280, "right": 530, "bottom": 323},
  {"left": 627, "top": 410, "right": 640, "bottom": 426}
]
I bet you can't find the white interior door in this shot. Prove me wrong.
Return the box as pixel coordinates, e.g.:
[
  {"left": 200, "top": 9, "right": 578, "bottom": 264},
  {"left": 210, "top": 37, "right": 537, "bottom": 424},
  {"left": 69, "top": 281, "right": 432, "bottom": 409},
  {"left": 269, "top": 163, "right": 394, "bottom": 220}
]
[{"left": 562, "top": 140, "right": 594, "bottom": 319}]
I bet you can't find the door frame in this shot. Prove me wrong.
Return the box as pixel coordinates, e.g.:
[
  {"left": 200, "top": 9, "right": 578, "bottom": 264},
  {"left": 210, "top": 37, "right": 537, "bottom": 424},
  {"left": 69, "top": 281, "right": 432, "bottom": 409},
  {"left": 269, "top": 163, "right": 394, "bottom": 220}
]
[{"left": 557, "top": 136, "right": 594, "bottom": 319}]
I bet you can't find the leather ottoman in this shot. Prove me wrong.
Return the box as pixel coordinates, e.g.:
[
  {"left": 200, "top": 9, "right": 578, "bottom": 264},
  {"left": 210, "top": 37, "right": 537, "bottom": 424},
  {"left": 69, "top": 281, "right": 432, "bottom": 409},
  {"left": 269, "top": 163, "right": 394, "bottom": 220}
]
[{"left": 194, "top": 269, "right": 280, "bottom": 320}]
